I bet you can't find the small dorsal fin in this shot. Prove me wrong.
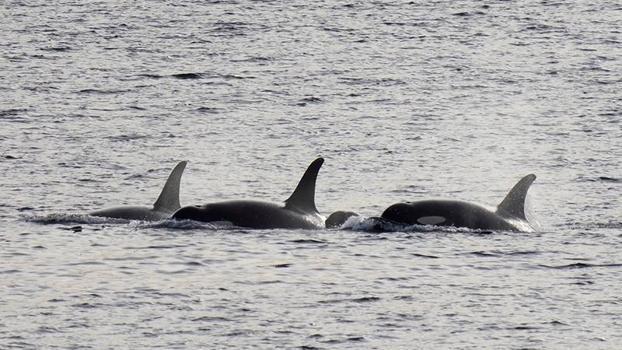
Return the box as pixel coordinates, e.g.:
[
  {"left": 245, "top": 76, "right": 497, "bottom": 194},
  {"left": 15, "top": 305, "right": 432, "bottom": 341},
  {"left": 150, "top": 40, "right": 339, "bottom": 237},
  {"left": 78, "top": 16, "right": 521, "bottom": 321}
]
[
  {"left": 284, "top": 158, "right": 324, "bottom": 214},
  {"left": 153, "top": 161, "right": 187, "bottom": 213},
  {"left": 496, "top": 174, "right": 536, "bottom": 220}
]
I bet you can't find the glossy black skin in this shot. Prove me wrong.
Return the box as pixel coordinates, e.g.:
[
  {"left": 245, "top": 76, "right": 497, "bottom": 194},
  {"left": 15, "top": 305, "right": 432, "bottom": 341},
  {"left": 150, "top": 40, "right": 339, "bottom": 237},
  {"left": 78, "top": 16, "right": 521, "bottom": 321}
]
[
  {"left": 381, "top": 199, "right": 520, "bottom": 231},
  {"left": 325, "top": 211, "right": 359, "bottom": 228},
  {"left": 173, "top": 200, "right": 324, "bottom": 229},
  {"left": 88, "top": 160, "right": 187, "bottom": 221}
]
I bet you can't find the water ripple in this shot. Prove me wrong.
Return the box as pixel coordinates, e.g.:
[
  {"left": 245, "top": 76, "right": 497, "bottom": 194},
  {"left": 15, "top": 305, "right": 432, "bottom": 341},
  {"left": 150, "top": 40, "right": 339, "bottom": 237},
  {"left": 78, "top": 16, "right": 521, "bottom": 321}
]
[{"left": 539, "top": 262, "right": 622, "bottom": 269}]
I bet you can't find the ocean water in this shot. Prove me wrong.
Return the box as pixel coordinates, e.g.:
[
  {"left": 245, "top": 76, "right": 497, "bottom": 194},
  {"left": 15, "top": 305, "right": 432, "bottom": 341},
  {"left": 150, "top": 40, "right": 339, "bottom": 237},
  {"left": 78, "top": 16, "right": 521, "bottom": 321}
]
[{"left": 1, "top": 1, "right": 621, "bottom": 348}]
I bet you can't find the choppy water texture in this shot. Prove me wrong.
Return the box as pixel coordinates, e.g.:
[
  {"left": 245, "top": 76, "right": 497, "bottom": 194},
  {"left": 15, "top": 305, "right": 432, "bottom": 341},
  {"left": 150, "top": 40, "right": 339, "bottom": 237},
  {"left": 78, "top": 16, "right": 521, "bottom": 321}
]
[{"left": 1, "top": 1, "right": 621, "bottom": 348}]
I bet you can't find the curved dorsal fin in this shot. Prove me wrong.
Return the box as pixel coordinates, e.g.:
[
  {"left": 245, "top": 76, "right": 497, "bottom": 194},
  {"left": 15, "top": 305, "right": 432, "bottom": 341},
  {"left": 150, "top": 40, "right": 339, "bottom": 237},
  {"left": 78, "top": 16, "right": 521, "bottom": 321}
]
[
  {"left": 496, "top": 174, "right": 536, "bottom": 220},
  {"left": 153, "top": 161, "right": 187, "bottom": 213},
  {"left": 284, "top": 158, "right": 324, "bottom": 214}
]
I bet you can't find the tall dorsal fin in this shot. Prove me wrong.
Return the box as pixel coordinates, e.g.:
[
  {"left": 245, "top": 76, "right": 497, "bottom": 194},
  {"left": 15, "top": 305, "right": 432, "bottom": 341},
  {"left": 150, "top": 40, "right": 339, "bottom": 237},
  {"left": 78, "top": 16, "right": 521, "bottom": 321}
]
[
  {"left": 284, "top": 158, "right": 324, "bottom": 214},
  {"left": 153, "top": 161, "right": 187, "bottom": 213},
  {"left": 496, "top": 174, "right": 536, "bottom": 220}
]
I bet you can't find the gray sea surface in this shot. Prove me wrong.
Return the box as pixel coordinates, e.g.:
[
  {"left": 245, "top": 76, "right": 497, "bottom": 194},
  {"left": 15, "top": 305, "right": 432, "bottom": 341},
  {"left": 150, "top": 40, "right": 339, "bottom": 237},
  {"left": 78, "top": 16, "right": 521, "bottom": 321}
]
[{"left": 1, "top": 1, "right": 621, "bottom": 349}]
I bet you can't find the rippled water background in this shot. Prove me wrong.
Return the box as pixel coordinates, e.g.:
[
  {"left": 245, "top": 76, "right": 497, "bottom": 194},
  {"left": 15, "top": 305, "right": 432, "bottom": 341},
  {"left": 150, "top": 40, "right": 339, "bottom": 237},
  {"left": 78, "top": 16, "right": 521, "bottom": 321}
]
[{"left": 2, "top": 1, "right": 621, "bottom": 348}]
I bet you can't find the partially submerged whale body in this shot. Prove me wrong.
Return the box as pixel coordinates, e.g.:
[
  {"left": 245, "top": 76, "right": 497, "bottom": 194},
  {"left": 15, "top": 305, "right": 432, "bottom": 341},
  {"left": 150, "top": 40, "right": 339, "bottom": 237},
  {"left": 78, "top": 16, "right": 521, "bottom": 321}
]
[
  {"left": 90, "top": 161, "right": 187, "bottom": 221},
  {"left": 325, "top": 211, "right": 360, "bottom": 228},
  {"left": 173, "top": 158, "right": 325, "bottom": 229},
  {"left": 381, "top": 174, "right": 537, "bottom": 232}
]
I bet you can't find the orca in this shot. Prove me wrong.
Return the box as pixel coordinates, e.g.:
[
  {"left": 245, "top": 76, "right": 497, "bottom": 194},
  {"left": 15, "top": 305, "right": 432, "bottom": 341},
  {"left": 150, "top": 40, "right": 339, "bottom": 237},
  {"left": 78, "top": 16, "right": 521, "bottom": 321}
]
[
  {"left": 380, "top": 174, "right": 537, "bottom": 232},
  {"left": 89, "top": 161, "right": 187, "bottom": 221},
  {"left": 173, "top": 158, "right": 325, "bottom": 229},
  {"left": 325, "top": 210, "right": 360, "bottom": 228}
]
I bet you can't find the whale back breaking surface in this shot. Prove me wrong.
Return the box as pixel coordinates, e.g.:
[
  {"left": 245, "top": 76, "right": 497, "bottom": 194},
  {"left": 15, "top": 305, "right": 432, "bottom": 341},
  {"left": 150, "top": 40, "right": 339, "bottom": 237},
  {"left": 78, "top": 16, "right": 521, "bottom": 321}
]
[
  {"left": 172, "top": 158, "right": 325, "bottom": 229},
  {"left": 495, "top": 174, "right": 536, "bottom": 220},
  {"left": 90, "top": 160, "right": 187, "bottom": 220},
  {"left": 194, "top": 200, "right": 323, "bottom": 229},
  {"left": 325, "top": 211, "right": 360, "bottom": 228},
  {"left": 379, "top": 174, "right": 538, "bottom": 232},
  {"left": 284, "top": 158, "right": 324, "bottom": 214}
]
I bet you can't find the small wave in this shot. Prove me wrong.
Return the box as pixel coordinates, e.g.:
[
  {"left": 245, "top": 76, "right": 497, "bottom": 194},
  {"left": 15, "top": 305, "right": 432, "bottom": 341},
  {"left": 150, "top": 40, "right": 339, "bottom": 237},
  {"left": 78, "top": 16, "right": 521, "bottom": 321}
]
[
  {"left": 104, "top": 255, "right": 158, "bottom": 262},
  {"left": 341, "top": 215, "right": 478, "bottom": 234},
  {"left": 192, "top": 316, "right": 233, "bottom": 322},
  {"left": 107, "top": 133, "right": 148, "bottom": 141},
  {"left": 383, "top": 21, "right": 408, "bottom": 26},
  {"left": 273, "top": 263, "right": 292, "bottom": 268},
  {"left": 154, "top": 72, "right": 254, "bottom": 81},
  {"left": 319, "top": 296, "right": 380, "bottom": 304},
  {"left": 195, "top": 106, "right": 223, "bottom": 114},
  {"left": 605, "top": 221, "right": 622, "bottom": 229},
  {"left": 468, "top": 251, "right": 500, "bottom": 257},
  {"left": 29, "top": 54, "right": 55, "bottom": 60},
  {"left": 288, "top": 239, "right": 326, "bottom": 244},
  {"left": 301, "top": 96, "right": 322, "bottom": 103},
  {"left": 240, "top": 280, "right": 281, "bottom": 285},
  {"left": 539, "top": 262, "right": 622, "bottom": 269},
  {"left": 77, "top": 178, "right": 99, "bottom": 183},
  {"left": 41, "top": 46, "right": 71, "bottom": 52},
  {"left": 504, "top": 250, "right": 541, "bottom": 256},
  {"left": 577, "top": 175, "right": 621, "bottom": 183},
  {"left": 125, "top": 244, "right": 190, "bottom": 250},
  {"left": 298, "top": 346, "right": 321, "bottom": 350},
  {"left": 72, "top": 302, "right": 102, "bottom": 309},
  {"left": 509, "top": 325, "right": 540, "bottom": 330},
  {"left": 136, "top": 73, "right": 163, "bottom": 79},
  {"left": 351, "top": 297, "right": 380, "bottom": 303},
  {"left": 565, "top": 220, "right": 622, "bottom": 230},
  {"left": 211, "top": 21, "right": 252, "bottom": 35},
  {"left": 25, "top": 213, "right": 124, "bottom": 225},
  {"left": 156, "top": 268, "right": 194, "bottom": 274},
  {"left": 571, "top": 280, "right": 595, "bottom": 286},
  {"left": 0, "top": 108, "right": 28, "bottom": 117},
  {"left": 221, "top": 73, "right": 252, "bottom": 80},
  {"left": 339, "top": 77, "right": 406, "bottom": 87},
  {"left": 65, "top": 261, "right": 106, "bottom": 266},
  {"left": 522, "top": 24, "right": 558, "bottom": 32},
  {"left": 36, "top": 326, "right": 64, "bottom": 334},
  {"left": 171, "top": 72, "right": 204, "bottom": 79},
  {"left": 77, "top": 88, "right": 130, "bottom": 95},
  {"left": 598, "top": 176, "right": 621, "bottom": 183},
  {"left": 144, "top": 219, "right": 224, "bottom": 230},
  {"left": 60, "top": 225, "right": 83, "bottom": 232},
  {"left": 320, "top": 336, "right": 366, "bottom": 344},
  {"left": 452, "top": 11, "right": 485, "bottom": 17},
  {"left": 411, "top": 253, "right": 440, "bottom": 259},
  {"left": 465, "top": 250, "right": 540, "bottom": 258},
  {"left": 230, "top": 56, "right": 273, "bottom": 63}
]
